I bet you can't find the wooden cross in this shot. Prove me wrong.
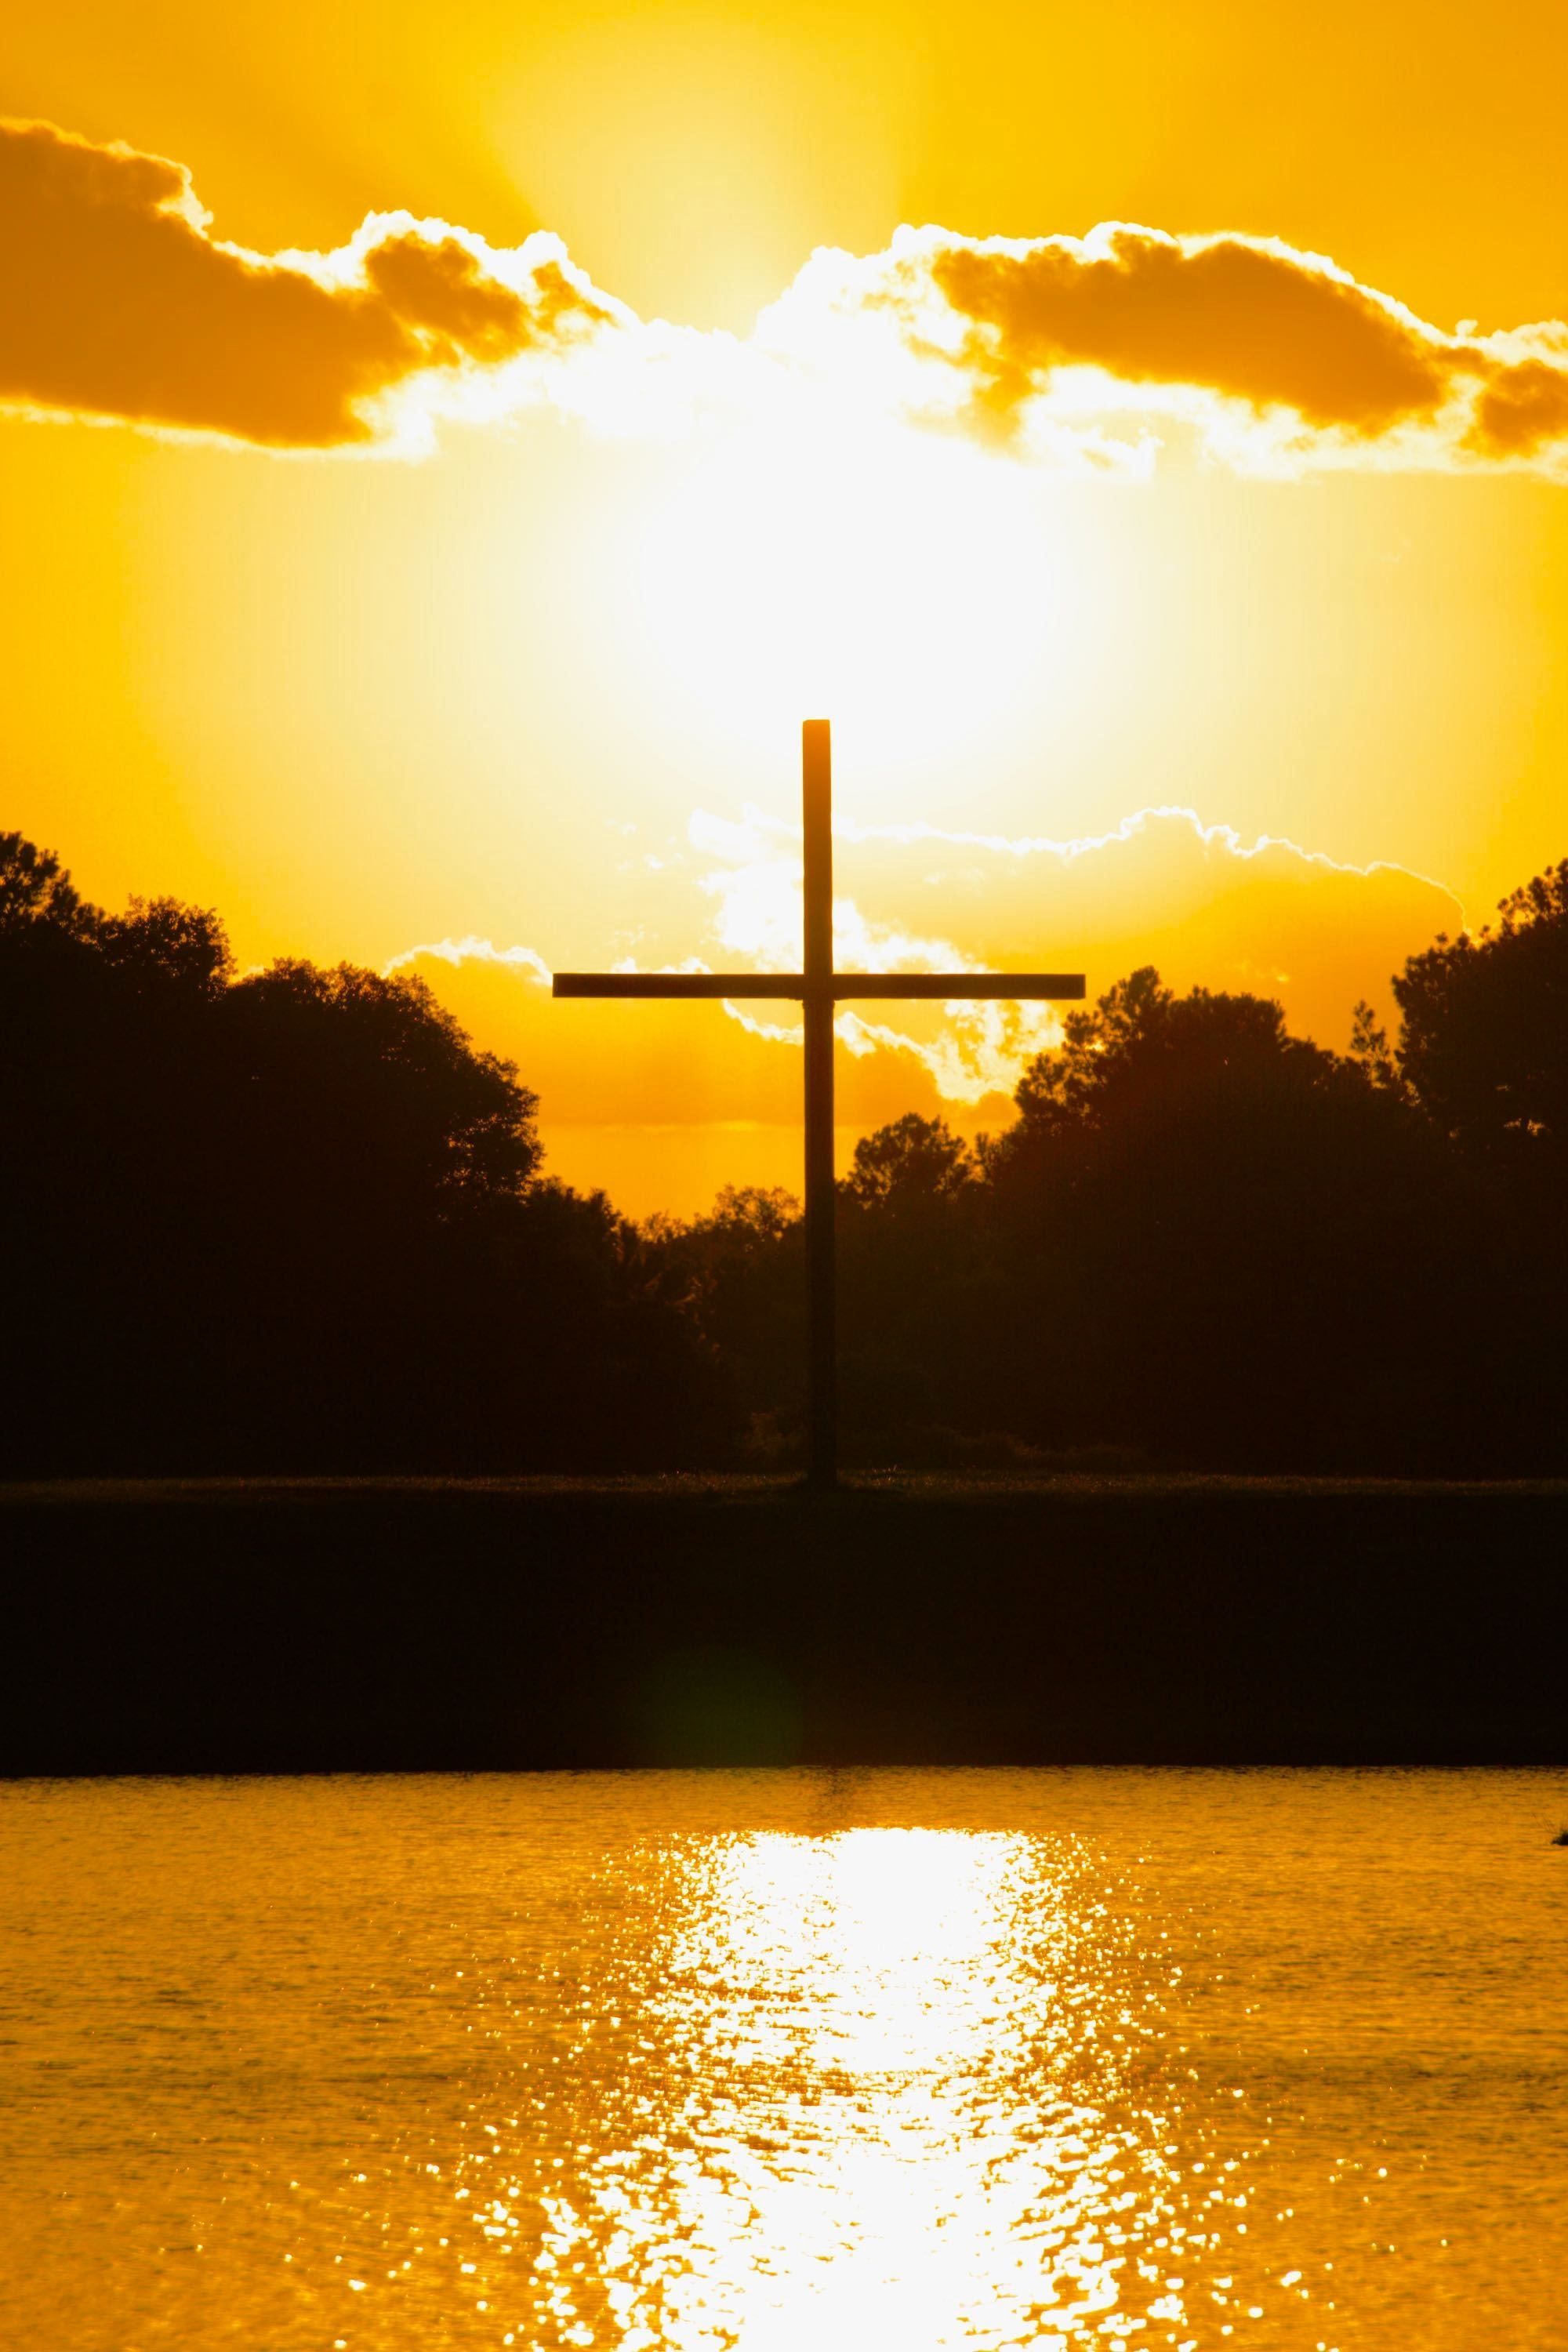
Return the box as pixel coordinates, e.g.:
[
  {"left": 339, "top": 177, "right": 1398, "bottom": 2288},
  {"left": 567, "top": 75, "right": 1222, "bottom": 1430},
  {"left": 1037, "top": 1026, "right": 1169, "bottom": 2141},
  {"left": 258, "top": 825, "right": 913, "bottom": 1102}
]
[{"left": 554, "top": 720, "right": 1085, "bottom": 1486}]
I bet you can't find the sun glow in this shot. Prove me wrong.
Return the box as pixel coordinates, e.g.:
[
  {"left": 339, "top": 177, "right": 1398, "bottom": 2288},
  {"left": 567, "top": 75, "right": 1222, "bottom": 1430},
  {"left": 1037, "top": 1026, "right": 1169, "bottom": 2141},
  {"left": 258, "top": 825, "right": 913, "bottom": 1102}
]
[
  {"left": 618, "top": 413, "right": 1112, "bottom": 782},
  {"left": 13, "top": 3, "right": 1568, "bottom": 1228}
]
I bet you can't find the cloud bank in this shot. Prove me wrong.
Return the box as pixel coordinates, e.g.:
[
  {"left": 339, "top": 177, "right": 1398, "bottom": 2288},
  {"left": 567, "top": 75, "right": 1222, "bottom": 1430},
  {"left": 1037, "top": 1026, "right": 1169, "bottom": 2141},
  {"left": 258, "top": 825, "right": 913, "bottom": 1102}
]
[
  {"left": 5, "top": 117, "right": 1568, "bottom": 474},
  {"left": 390, "top": 802, "right": 1461, "bottom": 1135}
]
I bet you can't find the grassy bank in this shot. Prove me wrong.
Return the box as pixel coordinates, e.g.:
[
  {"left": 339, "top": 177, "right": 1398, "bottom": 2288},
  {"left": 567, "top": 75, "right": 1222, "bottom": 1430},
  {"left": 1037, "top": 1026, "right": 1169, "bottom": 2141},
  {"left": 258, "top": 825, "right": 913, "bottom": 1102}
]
[{"left": 2, "top": 1476, "right": 1564, "bottom": 1771}]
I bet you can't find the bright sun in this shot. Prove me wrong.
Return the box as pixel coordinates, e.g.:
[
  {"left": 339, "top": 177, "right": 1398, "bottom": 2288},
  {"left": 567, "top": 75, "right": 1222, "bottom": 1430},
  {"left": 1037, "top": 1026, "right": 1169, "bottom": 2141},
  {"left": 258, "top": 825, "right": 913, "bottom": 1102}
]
[{"left": 621, "top": 413, "right": 1112, "bottom": 790}]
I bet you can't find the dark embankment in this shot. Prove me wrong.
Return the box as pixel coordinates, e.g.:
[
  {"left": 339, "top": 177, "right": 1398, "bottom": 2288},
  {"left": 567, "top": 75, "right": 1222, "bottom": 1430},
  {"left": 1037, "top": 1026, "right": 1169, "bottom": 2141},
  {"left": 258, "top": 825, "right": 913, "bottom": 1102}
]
[{"left": 1, "top": 1477, "right": 1564, "bottom": 1773}]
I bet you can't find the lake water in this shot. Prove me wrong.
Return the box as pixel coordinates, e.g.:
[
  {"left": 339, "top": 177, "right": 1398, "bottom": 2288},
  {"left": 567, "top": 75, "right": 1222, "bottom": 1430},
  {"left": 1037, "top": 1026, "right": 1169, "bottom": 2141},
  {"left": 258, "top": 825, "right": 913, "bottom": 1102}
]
[{"left": 2, "top": 1769, "right": 1566, "bottom": 2350}]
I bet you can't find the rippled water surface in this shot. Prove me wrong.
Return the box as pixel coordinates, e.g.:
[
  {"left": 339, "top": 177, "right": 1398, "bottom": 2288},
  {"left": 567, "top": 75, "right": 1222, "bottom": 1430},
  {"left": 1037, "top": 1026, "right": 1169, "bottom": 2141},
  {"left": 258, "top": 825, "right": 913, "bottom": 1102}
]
[{"left": 3, "top": 1769, "right": 1566, "bottom": 2350}]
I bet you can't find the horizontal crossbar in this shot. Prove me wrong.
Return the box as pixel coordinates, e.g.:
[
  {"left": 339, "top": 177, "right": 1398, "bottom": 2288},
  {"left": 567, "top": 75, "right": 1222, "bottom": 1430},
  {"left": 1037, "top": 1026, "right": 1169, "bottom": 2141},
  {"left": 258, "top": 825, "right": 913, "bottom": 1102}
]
[
  {"left": 553, "top": 971, "right": 1085, "bottom": 1001},
  {"left": 829, "top": 974, "right": 1085, "bottom": 1000},
  {"left": 554, "top": 973, "right": 801, "bottom": 999}
]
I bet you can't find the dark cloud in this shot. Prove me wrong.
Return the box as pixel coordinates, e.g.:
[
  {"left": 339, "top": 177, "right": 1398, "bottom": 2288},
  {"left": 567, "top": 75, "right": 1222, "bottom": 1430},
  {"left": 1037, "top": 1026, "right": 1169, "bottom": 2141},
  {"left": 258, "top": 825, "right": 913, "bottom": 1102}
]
[
  {"left": 1465, "top": 354, "right": 1568, "bottom": 457},
  {"left": 0, "top": 118, "right": 609, "bottom": 448},
  {"left": 918, "top": 227, "right": 1462, "bottom": 435}
]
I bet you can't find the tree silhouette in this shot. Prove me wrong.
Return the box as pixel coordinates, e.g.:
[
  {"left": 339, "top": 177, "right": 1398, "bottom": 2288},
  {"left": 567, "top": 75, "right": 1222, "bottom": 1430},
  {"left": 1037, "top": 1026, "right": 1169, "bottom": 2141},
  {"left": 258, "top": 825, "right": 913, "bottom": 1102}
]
[
  {"left": 975, "top": 967, "right": 1486, "bottom": 1468},
  {"left": 1392, "top": 858, "right": 1568, "bottom": 1166},
  {"left": 4, "top": 826, "right": 1566, "bottom": 1477},
  {"left": 0, "top": 833, "right": 723, "bottom": 1473},
  {"left": 842, "top": 1112, "right": 977, "bottom": 1212},
  {"left": 0, "top": 830, "right": 92, "bottom": 935},
  {"left": 608, "top": 938, "right": 1568, "bottom": 1475}
]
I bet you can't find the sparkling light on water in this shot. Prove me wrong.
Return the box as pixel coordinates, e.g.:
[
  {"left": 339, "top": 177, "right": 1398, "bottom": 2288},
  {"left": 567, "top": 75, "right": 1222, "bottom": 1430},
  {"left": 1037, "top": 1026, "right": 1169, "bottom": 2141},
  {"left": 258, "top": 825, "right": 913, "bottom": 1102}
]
[
  {"left": 538, "top": 1828, "right": 1185, "bottom": 2350},
  {"left": 2, "top": 1769, "right": 1565, "bottom": 2350}
]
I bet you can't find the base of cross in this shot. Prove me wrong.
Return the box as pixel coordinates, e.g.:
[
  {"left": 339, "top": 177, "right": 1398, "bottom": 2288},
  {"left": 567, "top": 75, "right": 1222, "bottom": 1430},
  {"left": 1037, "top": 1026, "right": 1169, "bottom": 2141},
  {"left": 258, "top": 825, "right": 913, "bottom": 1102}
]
[{"left": 555, "top": 720, "right": 1085, "bottom": 1485}]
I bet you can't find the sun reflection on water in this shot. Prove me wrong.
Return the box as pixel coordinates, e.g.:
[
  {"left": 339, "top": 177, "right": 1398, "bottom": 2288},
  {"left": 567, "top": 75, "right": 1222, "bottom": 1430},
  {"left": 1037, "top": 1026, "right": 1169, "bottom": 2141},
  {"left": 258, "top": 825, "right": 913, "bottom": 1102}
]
[
  {"left": 9, "top": 1770, "right": 1557, "bottom": 2352},
  {"left": 511, "top": 1828, "right": 1191, "bottom": 2350}
]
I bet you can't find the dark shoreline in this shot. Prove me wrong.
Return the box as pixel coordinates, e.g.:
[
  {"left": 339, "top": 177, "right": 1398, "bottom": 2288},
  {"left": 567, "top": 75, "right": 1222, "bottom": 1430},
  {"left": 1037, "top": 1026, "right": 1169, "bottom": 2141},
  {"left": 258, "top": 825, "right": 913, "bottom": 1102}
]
[{"left": 2, "top": 1475, "right": 1564, "bottom": 1773}]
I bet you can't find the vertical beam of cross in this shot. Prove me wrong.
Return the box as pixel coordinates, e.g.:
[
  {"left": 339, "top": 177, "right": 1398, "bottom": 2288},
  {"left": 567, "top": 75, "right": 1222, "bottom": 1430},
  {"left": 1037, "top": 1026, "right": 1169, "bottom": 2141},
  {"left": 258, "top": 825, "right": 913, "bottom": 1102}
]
[
  {"left": 554, "top": 722, "right": 1085, "bottom": 1486},
  {"left": 800, "top": 719, "right": 837, "bottom": 1486}
]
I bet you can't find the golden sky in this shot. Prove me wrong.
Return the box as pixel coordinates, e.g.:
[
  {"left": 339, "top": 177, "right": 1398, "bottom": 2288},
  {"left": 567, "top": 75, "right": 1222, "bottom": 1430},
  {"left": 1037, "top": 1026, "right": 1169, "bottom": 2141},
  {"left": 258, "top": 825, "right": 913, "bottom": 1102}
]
[{"left": 5, "top": 0, "right": 1567, "bottom": 1210}]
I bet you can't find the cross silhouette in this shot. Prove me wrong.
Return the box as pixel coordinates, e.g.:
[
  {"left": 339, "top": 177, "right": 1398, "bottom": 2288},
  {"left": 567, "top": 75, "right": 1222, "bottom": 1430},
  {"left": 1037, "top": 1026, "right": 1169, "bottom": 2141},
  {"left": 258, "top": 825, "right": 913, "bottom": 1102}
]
[{"left": 554, "top": 720, "right": 1086, "bottom": 1486}]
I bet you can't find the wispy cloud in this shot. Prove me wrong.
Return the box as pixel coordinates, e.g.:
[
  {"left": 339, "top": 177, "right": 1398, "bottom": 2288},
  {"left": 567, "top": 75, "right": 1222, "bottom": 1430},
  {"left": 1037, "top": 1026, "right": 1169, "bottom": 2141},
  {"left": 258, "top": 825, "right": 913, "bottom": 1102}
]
[
  {"left": 7, "top": 118, "right": 1568, "bottom": 476},
  {"left": 384, "top": 935, "right": 553, "bottom": 982}
]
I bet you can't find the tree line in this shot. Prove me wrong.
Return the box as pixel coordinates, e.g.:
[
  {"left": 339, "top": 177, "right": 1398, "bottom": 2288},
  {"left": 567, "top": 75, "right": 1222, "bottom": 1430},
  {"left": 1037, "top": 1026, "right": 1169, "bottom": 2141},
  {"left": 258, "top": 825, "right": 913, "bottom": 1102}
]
[{"left": 2, "top": 829, "right": 1563, "bottom": 1475}]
